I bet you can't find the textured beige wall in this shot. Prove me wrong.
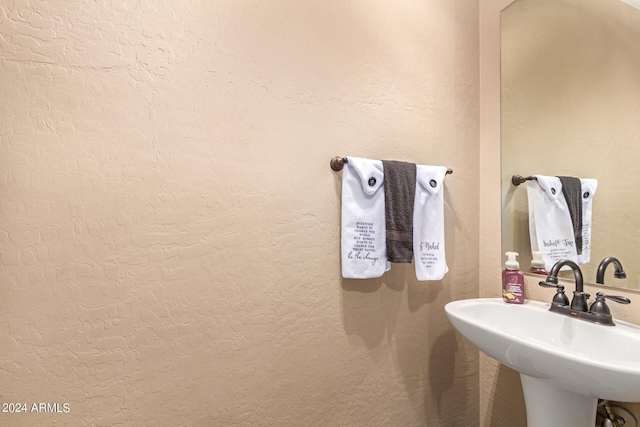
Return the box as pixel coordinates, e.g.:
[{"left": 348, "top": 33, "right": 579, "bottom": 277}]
[
  {"left": 0, "top": 1, "right": 479, "bottom": 426},
  {"left": 481, "top": 0, "right": 640, "bottom": 425}
]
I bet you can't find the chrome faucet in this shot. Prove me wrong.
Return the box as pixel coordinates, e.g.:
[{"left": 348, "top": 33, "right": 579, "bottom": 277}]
[
  {"left": 596, "top": 257, "right": 626, "bottom": 284},
  {"left": 539, "top": 259, "right": 630, "bottom": 326}
]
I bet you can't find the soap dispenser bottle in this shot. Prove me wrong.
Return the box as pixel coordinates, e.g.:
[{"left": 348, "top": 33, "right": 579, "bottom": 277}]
[
  {"left": 503, "top": 252, "right": 525, "bottom": 304},
  {"left": 530, "top": 251, "right": 549, "bottom": 275}
]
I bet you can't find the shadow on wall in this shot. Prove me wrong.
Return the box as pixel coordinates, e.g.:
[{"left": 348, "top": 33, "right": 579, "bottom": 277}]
[
  {"left": 340, "top": 264, "right": 476, "bottom": 424},
  {"left": 340, "top": 270, "right": 453, "bottom": 422},
  {"left": 340, "top": 267, "right": 405, "bottom": 352},
  {"left": 487, "top": 364, "right": 527, "bottom": 427},
  {"left": 340, "top": 263, "right": 442, "bottom": 352},
  {"left": 426, "top": 329, "right": 459, "bottom": 420}
]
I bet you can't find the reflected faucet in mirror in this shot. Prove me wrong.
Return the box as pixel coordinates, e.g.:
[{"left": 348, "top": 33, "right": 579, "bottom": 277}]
[
  {"left": 596, "top": 257, "right": 627, "bottom": 285},
  {"left": 539, "top": 259, "right": 631, "bottom": 326}
]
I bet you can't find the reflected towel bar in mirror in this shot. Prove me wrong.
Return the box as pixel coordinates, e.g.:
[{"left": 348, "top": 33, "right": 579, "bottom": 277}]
[
  {"left": 330, "top": 156, "right": 453, "bottom": 175},
  {"left": 512, "top": 174, "right": 538, "bottom": 186}
]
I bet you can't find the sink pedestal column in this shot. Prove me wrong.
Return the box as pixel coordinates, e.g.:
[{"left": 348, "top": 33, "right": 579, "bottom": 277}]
[{"left": 520, "top": 374, "right": 598, "bottom": 427}]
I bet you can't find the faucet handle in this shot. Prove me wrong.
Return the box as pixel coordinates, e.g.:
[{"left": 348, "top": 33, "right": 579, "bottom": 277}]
[
  {"left": 538, "top": 281, "right": 570, "bottom": 306},
  {"left": 590, "top": 292, "right": 631, "bottom": 317},
  {"left": 596, "top": 292, "right": 630, "bottom": 305},
  {"left": 539, "top": 279, "right": 560, "bottom": 288}
]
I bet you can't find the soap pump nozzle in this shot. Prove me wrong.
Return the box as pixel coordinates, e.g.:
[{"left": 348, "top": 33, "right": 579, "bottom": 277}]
[{"left": 505, "top": 252, "right": 520, "bottom": 270}]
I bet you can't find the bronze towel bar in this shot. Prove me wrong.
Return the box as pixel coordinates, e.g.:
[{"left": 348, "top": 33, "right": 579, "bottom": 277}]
[
  {"left": 330, "top": 156, "right": 453, "bottom": 175},
  {"left": 511, "top": 174, "right": 538, "bottom": 186}
]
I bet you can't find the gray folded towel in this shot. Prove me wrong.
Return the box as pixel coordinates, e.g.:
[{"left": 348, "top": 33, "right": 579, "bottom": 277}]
[
  {"left": 558, "top": 176, "right": 583, "bottom": 255},
  {"left": 382, "top": 160, "right": 417, "bottom": 263}
]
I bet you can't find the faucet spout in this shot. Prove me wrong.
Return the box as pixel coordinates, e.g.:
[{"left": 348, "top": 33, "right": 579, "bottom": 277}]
[
  {"left": 547, "top": 259, "right": 584, "bottom": 292},
  {"left": 596, "top": 257, "right": 626, "bottom": 284},
  {"left": 546, "top": 259, "right": 587, "bottom": 311}
]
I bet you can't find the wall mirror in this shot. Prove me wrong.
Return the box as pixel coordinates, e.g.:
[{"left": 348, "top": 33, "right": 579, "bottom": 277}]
[{"left": 501, "top": 0, "right": 640, "bottom": 290}]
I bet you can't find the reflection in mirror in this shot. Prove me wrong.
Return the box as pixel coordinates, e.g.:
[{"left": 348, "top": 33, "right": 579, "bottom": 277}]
[
  {"left": 621, "top": 0, "right": 640, "bottom": 9},
  {"left": 501, "top": 0, "right": 640, "bottom": 290}
]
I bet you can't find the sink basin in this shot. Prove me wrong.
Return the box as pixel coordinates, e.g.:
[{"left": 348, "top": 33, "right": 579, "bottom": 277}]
[{"left": 445, "top": 298, "right": 640, "bottom": 427}]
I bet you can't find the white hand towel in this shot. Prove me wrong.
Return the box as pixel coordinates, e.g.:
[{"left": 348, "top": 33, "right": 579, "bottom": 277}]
[
  {"left": 341, "top": 156, "right": 390, "bottom": 279},
  {"left": 413, "top": 165, "right": 448, "bottom": 281},
  {"left": 527, "top": 175, "right": 578, "bottom": 270},
  {"left": 577, "top": 178, "right": 598, "bottom": 265}
]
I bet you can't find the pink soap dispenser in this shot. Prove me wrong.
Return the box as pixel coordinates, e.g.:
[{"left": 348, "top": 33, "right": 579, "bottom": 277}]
[{"left": 503, "top": 252, "right": 525, "bottom": 304}]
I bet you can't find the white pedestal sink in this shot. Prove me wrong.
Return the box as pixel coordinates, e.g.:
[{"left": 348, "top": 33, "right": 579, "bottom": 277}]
[{"left": 445, "top": 298, "right": 640, "bottom": 427}]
